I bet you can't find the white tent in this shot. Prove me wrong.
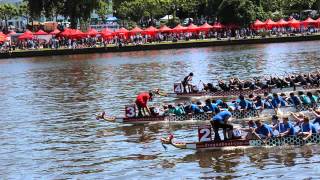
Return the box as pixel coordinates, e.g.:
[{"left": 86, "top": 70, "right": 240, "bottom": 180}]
[{"left": 160, "top": 15, "right": 173, "bottom": 20}]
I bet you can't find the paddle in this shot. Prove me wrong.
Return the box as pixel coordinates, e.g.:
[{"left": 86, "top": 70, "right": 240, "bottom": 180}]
[{"left": 252, "top": 131, "right": 267, "bottom": 145}]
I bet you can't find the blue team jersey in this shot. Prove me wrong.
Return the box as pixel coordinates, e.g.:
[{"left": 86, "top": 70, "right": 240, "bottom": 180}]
[
  {"left": 278, "top": 122, "right": 295, "bottom": 135},
  {"left": 301, "top": 123, "right": 317, "bottom": 133},
  {"left": 191, "top": 104, "right": 204, "bottom": 114},
  {"left": 255, "top": 124, "right": 274, "bottom": 137},
  {"left": 254, "top": 100, "right": 263, "bottom": 109},
  {"left": 212, "top": 111, "right": 232, "bottom": 122},
  {"left": 290, "top": 96, "right": 301, "bottom": 106},
  {"left": 313, "top": 117, "right": 320, "bottom": 125},
  {"left": 271, "top": 97, "right": 286, "bottom": 107}
]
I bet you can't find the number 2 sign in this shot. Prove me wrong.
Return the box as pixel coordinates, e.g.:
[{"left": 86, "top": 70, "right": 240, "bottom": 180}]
[
  {"left": 125, "top": 105, "right": 136, "bottom": 118},
  {"left": 198, "top": 126, "right": 212, "bottom": 142}
]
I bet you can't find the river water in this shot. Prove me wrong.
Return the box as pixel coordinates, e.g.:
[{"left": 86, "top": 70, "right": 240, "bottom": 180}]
[{"left": 1, "top": 41, "right": 320, "bottom": 179}]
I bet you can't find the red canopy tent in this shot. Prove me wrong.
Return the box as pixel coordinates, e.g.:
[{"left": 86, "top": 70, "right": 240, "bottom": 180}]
[
  {"left": 18, "top": 31, "right": 34, "bottom": 40},
  {"left": 114, "top": 27, "right": 129, "bottom": 35},
  {"left": 252, "top": 19, "right": 265, "bottom": 30},
  {"left": 86, "top": 28, "right": 99, "bottom": 37},
  {"left": 7, "top": 30, "right": 16, "bottom": 35},
  {"left": 186, "top": 23, "right": 199, "bottom": 32},
  {"left": 70, "top": 29, "right": 86, "bottom": 39},
  {"left": 158, "top": 25, "right": 172, "bottom": 33},
  {"left": 34, "top": 29, "right": 48, "bottom": 35},
  {"left": 130, "top": 26, "right": 143, "bottom": 34},
  {"left": 100, "top": 28, "right": 113, "bottom": 39},
  {"left": 172, "top": 24, "right": 187, "bottom": 33},
  {"left": 49, "top": 29, "right": 60, "bottom": 35},
  {"left": 60, "top": 28, "right": 72, "bottom": 37},
  {"left": 301, "top": 17, "right": 316, "bottom": 27},
  {"left": 212, "top": 22, "right": 224, "bottom": 30},
  {"left": 143, "top": 26, "right": 158, "bottom": 35},
  {"left": 315, "top": 17, "right": 320, "bottom": 28},
  {"left": 276, "top": 19, "right": 288, "bottom": 27},
  {"left": 198, "top": 23, "right": 213, "bottom": 31},
  {"left": 264, "top": 19, "right": 277, "bottom": 30},
  {"left": 288, "top": 18, "right": 301, "bottom": 29},
  {"left": 0, "top": 32, "right": 7, "bottom": 42}
]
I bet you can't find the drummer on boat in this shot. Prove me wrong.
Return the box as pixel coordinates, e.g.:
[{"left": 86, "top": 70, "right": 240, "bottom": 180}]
[
  {"left": 182, "top": 72, "right": 194, "bottom": 93},
  {"left": 135, "top": 91, "right": 154, "bottom": 117},
  {"left": 210, "top": 110, "right": 234, "bottom": 141}
]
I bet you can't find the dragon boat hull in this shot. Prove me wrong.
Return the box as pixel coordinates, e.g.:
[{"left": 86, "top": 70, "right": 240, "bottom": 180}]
[
  {"left": 161, "top": 134, "right": 320, "bottom": 151},
  {"left": 168, "top": 85, "right": 320, "bottom": 99},
  {"left": 97, "top": 104, "right": 317, "bottom": 124}
]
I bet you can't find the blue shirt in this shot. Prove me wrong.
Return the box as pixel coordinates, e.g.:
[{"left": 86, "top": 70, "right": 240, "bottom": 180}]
[
  {"left": 289, "top": 96, "right": 301, "bottom": 106},
  {"left": 238, "top": 99, "right": 249, "bottom": 109},
  {"left": 313, "top": 117, "right": 320, "bottom": 125},
  {"left": 191, "top": 104, "right": 204, "bottom": 114},
  {"left": 254, "top": 100, "right": 263, "bottom": 109},
  {"left": 263, "top": 100, "right": 273, "bottom": 109},
  {"left": 271, "top": 97, "right": 286, "bottom": 108},
  {"left": 255, "top": 124, "right": 274, "bottom": 137},
  {"left": 277, "top": 122, "right": 295, "bottom": 136},
  {"left": 212, "top": 111, "right": 232, "bottom": 122},
  {"left": 204, "top": 103, "right": 220, "bottom": 114},
  {"left": 301, "top": 123, "right": 317, "bottom": 133}
]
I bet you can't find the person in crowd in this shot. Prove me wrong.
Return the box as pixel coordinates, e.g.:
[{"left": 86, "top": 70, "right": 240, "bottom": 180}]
[{"left": 288, "top": 92, "right": 302, "bottom": 106}]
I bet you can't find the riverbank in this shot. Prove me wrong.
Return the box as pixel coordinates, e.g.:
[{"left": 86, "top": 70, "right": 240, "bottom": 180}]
[{"left": 2, "top": 34, "right": 320, "bottom": 59}]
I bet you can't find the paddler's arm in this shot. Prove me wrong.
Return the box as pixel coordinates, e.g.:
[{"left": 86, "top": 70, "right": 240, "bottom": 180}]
[
  {"left": 309, "top": 108, "right": 320, "bottom": 118},
  {"left": 303, "top": 129, "right": 312, "bottom": 141}
]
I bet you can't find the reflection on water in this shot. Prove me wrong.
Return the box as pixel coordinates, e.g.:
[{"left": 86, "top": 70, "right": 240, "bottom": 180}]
[{"left": 0, "top": 41, "right": 320, "bottom": 178}]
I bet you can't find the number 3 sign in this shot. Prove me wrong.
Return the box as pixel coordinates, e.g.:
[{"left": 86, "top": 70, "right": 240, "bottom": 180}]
[
  {"left": 198, "top": 126, "right": 212, "bottom": 142},
  {"left": 125, "top": 105, "right": 136, "bottom": 118}
]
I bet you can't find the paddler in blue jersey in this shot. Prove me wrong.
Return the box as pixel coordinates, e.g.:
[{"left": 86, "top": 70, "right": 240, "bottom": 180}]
[
  {"left": 254, "top": 120, "right": 274, "bottom": 139},
  {"left": 288, "top": 92, "right": 302, "bottom": 106},
  {"left": 210, "top": 110, "right": 234, "bottom": 141},
  {"left": 203, "top": 99, "right": 220, "bottom": 114},
  {"left": 271, "top": 93, "right": 286, "bottom": 108},
  {"left": 273, "top": 116, "right": 296, "bottom": 137},
  {"left": 298, "top": 116, "right": 317, "bottom": 140}
]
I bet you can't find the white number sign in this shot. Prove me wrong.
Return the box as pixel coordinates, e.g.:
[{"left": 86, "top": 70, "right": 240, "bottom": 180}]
[
  {"left": 125, "top": 105, "right": 136, "bottom": 118},
  {"left": 174, "top": 83, "right": 182, "bottom": 93},
  {"left": 198, "top": 126, "right": 212, "bottom": 142}
]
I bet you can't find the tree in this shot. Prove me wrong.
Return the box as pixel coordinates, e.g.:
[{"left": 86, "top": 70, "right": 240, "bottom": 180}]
[
  {"left": 217, "top": 0, "right": 256, "bottom": 26},
  {"left": 0, "top": 4, "right": 18, "bottom": 30},
  {"left": 96, "top": 0, "right": 111, "bottom": 22}
]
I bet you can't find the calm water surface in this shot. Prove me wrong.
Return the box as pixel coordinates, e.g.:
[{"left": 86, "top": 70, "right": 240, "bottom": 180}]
[{"left": 1, "top": 41, "right": 320, "bottom": 179}]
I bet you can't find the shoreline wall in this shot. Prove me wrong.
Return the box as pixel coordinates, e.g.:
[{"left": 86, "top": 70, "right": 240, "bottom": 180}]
[{"left": 1, "top": 35, "right": 320, "bottom": 59}]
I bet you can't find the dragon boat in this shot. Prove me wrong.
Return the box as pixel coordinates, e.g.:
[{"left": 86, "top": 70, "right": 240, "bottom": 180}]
[
  {"left": 167, "top": 83, "right": 320, "bottom": 99},
  {"left": 160, "top": 126, "right": 320, "bottom": 151},
  {"left": 96, "top": 104, "right": 318, "bottom": 124}
]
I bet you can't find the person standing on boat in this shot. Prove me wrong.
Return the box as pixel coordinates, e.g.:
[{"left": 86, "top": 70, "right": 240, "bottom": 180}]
[
  {"left": 298, "top": 116, "right": 317, "bottom": 140},
  {"left": 135, "top": 92, "right": 153, "bottom": 117},
  {"left": 254, "top": 120, "right": 274, "bottom": 139},
  {"left": 210, "top": 110, "right": 234, "bottom": 141},
  {"left": 181, "top": 72, "right": 193, "bottom": 93}
]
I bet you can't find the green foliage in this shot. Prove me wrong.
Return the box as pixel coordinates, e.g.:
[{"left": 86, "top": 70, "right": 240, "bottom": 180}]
[
  {"left": 0, "top": 4, "right": 18, "bottom": 28},
  {"left": 217, "top": 0, "right": 256, "bottom": 26}
]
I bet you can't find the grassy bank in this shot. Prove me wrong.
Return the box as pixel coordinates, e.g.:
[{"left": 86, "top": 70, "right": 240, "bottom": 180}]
[{"left": 1, "top": 34, "right": 320, "bottom": 59}]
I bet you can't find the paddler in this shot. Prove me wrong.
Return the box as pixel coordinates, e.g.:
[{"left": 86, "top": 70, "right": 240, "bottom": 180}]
[
  {"left": 210, "top": 110, "right": 234, "bottom": 141},
  {"left": 273, "top": 116, "right": 296, "bottom": 137},
  {"left": 254, "top": 120, "right": 274, "bottom": 139},
  {"left": 181, "top": 72, "right": 193, "bottom": 93},
  {"left": 135, "top": 91, "right": 154, "bottom": 117},
  {"left": 298, "top": 116, "right": 317, "bottom": 140}
]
